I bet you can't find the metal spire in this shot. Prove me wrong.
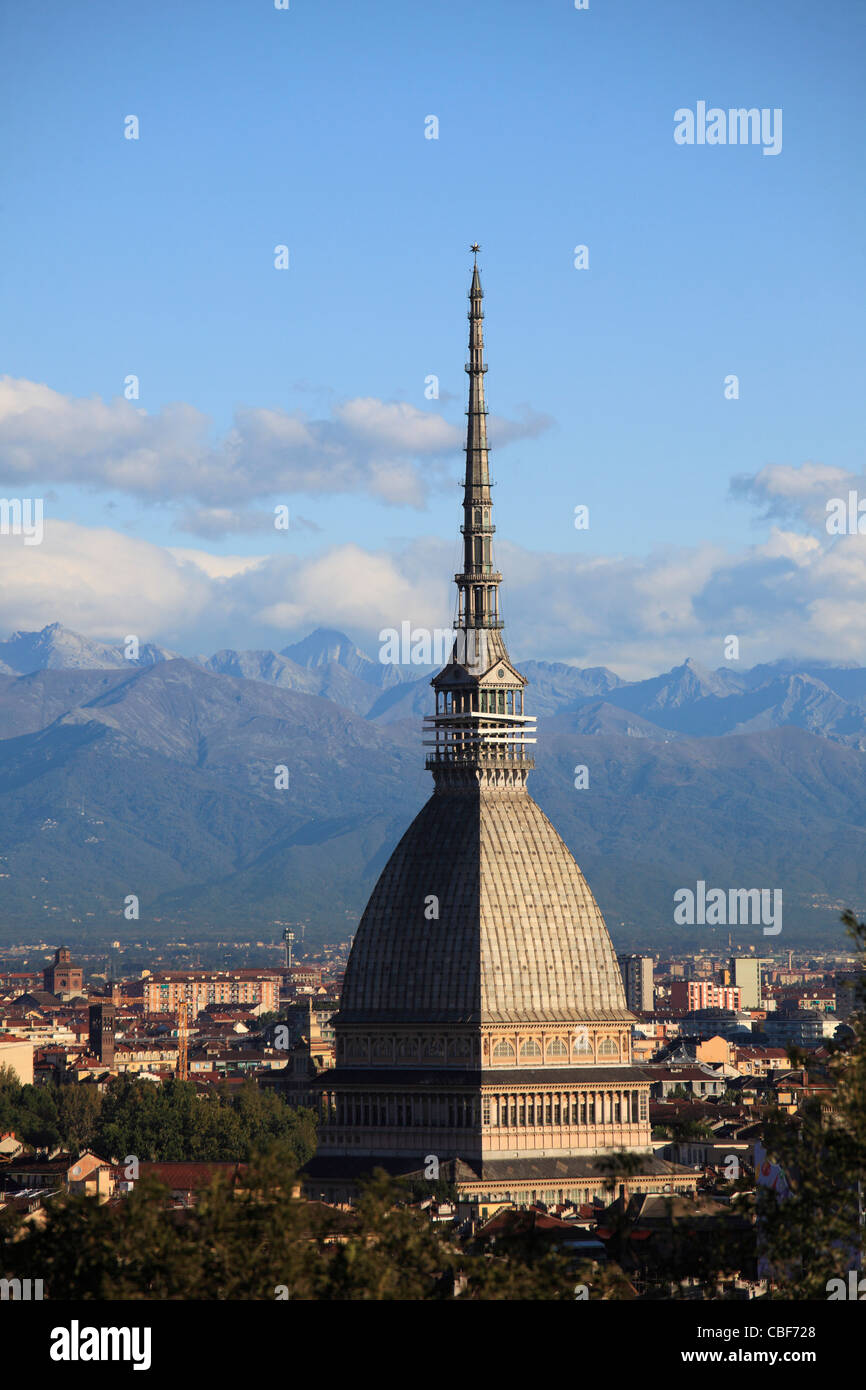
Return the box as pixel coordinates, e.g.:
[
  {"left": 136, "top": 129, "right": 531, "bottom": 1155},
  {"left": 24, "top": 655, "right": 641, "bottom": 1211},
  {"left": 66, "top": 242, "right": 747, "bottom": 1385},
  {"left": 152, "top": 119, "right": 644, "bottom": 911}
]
[
  {"left": 459, "top": 248, "right": 500, "bottom": 631},
  {"left": 424, "top": 253, "right": 536, "bottom": 790}
]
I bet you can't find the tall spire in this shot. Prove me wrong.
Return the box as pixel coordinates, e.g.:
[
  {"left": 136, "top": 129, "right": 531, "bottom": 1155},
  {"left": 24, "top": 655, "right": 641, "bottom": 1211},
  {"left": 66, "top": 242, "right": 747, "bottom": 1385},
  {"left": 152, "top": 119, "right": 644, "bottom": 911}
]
[
  {"left": 458, "top": 247, "right": 501, "bottom": 635},
  {"left": 423, "top": 250, "right": 536, "bottom": 791},
  {"left": 465, "top": 249, "right": 491, "bottom": 497}
]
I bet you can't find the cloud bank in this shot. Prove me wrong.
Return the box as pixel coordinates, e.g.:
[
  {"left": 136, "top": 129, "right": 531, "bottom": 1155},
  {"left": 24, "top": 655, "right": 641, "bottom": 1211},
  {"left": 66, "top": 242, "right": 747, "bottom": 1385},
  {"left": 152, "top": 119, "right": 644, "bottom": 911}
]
[
  {"left": 1, "top": 380, "right": 860, "bottom": 674},
  {"left": 0, "top": 377, "right": 548, "bottom": 520},
  {"left": 2, "top": 465, "right": 865, "bottom": 676}
]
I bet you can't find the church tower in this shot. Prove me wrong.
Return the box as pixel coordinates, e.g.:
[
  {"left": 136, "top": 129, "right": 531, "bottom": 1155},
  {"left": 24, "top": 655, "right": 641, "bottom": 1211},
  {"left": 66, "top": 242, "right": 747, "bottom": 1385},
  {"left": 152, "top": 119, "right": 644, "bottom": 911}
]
[{"left": 310, "top": 254, "right": 663, "bottom": 1210}]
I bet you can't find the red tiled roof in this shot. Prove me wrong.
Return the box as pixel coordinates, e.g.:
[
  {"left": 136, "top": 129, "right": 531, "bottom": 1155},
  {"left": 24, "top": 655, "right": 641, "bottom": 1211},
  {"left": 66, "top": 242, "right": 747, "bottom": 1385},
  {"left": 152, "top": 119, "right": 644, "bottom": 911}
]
[
  {"left": 136, "top": 1162, "right": 246, "bottom": 1191},
  {"left": 479, "top": 1207, "right": 576, "bottom": 1237}
]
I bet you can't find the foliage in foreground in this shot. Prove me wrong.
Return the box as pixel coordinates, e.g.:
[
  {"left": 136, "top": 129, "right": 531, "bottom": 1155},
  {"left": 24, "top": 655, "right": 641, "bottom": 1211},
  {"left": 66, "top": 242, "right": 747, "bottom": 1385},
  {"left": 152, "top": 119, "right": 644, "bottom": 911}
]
[
  {"left": 0, "top": 1161, "right": 573, "bottom": 1301},
  {"left": 755, "top": 910, "right": 866, "bottom": 1299}
]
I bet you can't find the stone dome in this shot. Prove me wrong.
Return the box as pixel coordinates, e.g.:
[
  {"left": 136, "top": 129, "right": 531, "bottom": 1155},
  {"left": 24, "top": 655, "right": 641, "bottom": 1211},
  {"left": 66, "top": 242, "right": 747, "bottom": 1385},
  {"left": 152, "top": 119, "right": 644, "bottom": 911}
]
[{"left": 338, "top": 788, "right": 632, "bottom": 1026}]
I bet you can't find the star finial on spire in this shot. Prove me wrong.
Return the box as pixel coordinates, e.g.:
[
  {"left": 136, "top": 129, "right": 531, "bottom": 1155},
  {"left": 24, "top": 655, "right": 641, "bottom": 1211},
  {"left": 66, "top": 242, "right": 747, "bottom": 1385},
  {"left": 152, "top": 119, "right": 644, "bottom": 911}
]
[{"left": 470, "top": 242, "right": 481, "bottom": 257}]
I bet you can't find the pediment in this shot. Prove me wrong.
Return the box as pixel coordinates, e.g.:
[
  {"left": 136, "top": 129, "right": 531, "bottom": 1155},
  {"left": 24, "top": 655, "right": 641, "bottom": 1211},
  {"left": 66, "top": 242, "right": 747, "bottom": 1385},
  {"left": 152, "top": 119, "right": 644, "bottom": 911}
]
[{"left": 477, "top": 658, "right": 525, "bottom": 685}]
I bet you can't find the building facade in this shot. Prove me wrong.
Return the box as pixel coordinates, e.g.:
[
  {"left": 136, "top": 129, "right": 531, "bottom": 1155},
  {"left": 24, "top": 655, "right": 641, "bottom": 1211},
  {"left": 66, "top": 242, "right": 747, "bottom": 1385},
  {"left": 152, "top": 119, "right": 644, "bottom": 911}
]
[
  {"left": 306, "top": 257, "right": 692, "bottom": 1208},
  {"left": 143, "top": 972, "right": 280, "bottom": 1015},
  {"left": 730, "top": 956, "right": 762, "bottom": 1009},
  {"left": 763, "top": 1009, "right": 823, "bottom": 1049},
  {"left": 670, "top": 981, "right": 742, "bottom": 1012},
  {"left": 88, "top": 1002, "right": 116, "bottom": 1066},
  {"left": 43, "top": 946, "right": 83, "bottom": 997},
  {"left": 0, "top": 1035, "right": 34, "bottom": 1086},
  {"left": 617, "top": 954, "right": 655, "bottom": 1012}
]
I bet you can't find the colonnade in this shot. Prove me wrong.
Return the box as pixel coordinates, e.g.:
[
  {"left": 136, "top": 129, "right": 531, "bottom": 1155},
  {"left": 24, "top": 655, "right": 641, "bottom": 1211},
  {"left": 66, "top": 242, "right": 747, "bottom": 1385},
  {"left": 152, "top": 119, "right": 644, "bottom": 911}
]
[{"left": 318, "top": 1087, "right": 649, "bottom": 1129}]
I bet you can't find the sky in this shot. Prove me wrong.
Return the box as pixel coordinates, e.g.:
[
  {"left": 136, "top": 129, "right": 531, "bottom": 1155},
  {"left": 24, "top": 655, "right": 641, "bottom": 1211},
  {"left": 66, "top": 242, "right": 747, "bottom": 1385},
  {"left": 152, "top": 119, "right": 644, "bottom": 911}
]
[{"left": 1, "top": 0, "right": 865, "bottom": 677}]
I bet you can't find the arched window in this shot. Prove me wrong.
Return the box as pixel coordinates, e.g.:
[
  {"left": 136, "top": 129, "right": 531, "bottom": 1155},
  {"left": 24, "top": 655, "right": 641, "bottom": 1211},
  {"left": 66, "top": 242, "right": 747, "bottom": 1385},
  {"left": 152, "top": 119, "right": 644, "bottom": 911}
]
[
  {"left": 598, "top": 1037, "right": 619, "bottom": 1058},
  {"left": 493, "top": 1039, "right": 515, "bottom": 1059},
  {"left": 573, "top": 1033, "right": 592, "bottom": 1056},
  {"left": 519, "top": 1038, "right": 542, "bottom": 1058},
  {"left": 547, "top": 1037, "right": 568, "bottom": 1058}
]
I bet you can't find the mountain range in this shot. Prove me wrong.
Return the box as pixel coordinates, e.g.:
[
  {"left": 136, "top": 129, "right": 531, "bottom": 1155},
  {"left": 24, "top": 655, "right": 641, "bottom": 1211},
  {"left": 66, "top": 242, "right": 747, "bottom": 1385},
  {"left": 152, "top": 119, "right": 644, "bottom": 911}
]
[{"left": 0, "top": 623, "right": 864, "bottom": 947}]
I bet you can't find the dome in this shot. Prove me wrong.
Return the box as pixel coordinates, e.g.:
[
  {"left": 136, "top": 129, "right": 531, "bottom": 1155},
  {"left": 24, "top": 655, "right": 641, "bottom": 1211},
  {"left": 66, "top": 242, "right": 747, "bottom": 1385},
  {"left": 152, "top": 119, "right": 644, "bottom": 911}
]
[{"left": 338, "top": 788, "right": 632, "bottom": 1026}]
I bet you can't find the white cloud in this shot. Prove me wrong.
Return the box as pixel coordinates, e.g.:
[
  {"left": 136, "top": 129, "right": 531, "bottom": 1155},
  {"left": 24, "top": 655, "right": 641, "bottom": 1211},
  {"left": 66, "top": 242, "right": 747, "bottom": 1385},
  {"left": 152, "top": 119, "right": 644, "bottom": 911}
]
[
  {"left": 730, "top": 460, "right": 859, "bottom": 530},
  {"left": 3, "top": 463, "right": 866, "bottom": 677},
  {"left": 167, "top": 549, "right": 268, "bottom": 581},
  {"left": 0, "top": 377, "right": 548, "bottom": 515},
  {"left": 173, "top": 506, "right": 321, "bottom": 539},
  {"left": 0, "top": 522, "right": 216, "bottom": 641}
]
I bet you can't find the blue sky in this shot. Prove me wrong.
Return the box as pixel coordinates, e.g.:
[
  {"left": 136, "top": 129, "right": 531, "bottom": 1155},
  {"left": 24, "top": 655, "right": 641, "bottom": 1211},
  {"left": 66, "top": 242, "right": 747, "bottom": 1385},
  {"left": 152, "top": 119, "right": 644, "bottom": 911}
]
[{"left": 1, "top": 0, "right": 865, "bottom": 674}]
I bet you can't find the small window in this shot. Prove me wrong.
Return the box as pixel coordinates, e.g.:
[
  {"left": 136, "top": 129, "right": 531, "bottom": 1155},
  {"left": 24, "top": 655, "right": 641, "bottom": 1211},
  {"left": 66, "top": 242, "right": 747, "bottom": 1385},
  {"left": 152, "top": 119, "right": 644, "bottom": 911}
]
[
  {"left": 598, "top": 1037, "right": 618, "bottom": 1057},
  {"left": 520, "top": 1038, "right": 542, "bottom": 1058},
  {"left": 547, "top": 1037, "right": 568, "bottom": 1058},
  {"left": 493, "top": 1039, "right": 515, "bottom": 1059}
]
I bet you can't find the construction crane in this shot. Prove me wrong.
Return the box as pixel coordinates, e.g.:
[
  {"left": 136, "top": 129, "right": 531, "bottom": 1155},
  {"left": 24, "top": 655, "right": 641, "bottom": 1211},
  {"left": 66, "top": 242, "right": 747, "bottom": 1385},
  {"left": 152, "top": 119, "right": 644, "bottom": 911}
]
[{"left": 176, "top": 998, "right": 189, "bottom": 1081}]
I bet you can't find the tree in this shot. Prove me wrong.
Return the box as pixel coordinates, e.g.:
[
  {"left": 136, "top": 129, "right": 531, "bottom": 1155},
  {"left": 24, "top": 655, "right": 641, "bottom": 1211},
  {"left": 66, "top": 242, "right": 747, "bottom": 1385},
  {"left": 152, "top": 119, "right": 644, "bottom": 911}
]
[
  {"left": 0, "top": 1067, "right": 60, "bottom": 1150},
  {"left": 91, "top": 1076, "right": 316, "bottom": 1165},
  {"left": 756, "top": 910, "right": 866, "bottom": 1299},
  {"left": 0, "top": 1159, "right": 574, "bottom": 1300},
  {"left": 56, "top": 1085, "right": 101, "bottom": 1153}
]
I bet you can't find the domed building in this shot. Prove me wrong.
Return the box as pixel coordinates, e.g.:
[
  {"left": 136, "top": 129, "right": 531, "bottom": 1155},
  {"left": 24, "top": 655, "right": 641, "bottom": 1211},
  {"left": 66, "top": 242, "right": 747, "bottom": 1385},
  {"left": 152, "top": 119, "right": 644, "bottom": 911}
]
[{"left": 308, "top": 254, "right": 692, "bottom": 1211}]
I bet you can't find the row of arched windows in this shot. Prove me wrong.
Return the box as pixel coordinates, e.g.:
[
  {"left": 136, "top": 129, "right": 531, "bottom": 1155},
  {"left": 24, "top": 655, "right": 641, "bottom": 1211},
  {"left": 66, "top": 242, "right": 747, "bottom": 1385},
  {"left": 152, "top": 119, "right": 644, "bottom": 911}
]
[
  {"left": 338, "top": 1034, "right": 625, "bottom": 1063},
  {"left": 490, "top": 1035, "right": 624, "bottom": 1061}
]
